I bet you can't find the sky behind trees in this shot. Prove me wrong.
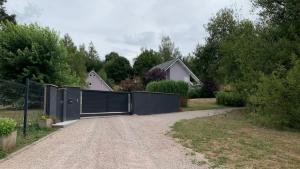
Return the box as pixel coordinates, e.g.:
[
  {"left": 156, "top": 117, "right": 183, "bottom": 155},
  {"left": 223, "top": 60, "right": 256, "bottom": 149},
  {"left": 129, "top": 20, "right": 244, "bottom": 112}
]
[{"left": 6, "top": 0, "right": 257, "bottom": 62}]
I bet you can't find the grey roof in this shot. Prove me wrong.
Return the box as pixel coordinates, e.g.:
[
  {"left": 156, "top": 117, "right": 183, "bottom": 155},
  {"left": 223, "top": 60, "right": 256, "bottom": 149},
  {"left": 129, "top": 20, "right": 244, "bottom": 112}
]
[{"left": 150, "top": 58, "right": 178, "bottom": 71}]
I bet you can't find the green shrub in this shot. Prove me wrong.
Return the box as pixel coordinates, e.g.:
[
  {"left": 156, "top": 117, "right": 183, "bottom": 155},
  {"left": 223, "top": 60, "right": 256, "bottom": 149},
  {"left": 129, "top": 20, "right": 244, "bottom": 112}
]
[
  {"left": 0, "top": 118, "right": 17, "bottom": 136},
  {"left": 216, "top": 91, "right": 245, "bottom": 107},
  {"left": 188, "top": 87, "right": 200, "bottom": 99},
  {"left": 248, "top": 59, "right": 300, "bottom": 129},
  {"left": 146, "top": 80, "right": 189, "bottom": 107}
]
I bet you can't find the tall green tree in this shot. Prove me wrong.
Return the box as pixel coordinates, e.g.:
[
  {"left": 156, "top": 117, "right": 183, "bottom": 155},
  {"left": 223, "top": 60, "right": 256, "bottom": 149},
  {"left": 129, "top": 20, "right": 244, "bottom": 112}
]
[
  {"left": 104, "top": 52, "right": 132, "bottom": 83},
  {"left": 85, "top": 42, "right": 103, "bottom": 72},
  {"left": 62, "top": 34, "right": 87, "bottom": 85},
  {"left": 0, "top": 22, "right": 79, "bottom": 85},
  {"left": 133, "top": 49, "right": 162, "bottom": 77},
  {"left": 193, "top": 8, "right": 237, "bottom": 96},
  {"left": 0, "top": 0, "right": 16, "bottom": 23},
  {"left": 158, "top": 36, "right": 182, "bottom": 61}
]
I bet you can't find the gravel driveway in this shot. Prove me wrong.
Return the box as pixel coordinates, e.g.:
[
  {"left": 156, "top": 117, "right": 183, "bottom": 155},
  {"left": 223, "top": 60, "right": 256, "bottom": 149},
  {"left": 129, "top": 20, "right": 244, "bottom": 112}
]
[{"left": 0, "top": 108, "right": 234, "bottom": 169}]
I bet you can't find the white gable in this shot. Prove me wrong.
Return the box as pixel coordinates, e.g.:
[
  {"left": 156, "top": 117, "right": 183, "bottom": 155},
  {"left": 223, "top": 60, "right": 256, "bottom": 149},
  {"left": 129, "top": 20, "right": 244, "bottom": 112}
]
[{"left": 85, "top": 71, "right": 113, "bottom": 91}]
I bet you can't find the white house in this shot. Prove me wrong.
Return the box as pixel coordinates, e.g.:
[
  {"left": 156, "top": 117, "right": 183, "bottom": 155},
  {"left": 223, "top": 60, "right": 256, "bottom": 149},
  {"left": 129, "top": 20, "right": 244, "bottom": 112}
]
[
  {"left": 150, "top": 58, "right": 201, "bottom": 85},
  {"left": 85, "top": 71, "right": 113, "bottom": 91}
]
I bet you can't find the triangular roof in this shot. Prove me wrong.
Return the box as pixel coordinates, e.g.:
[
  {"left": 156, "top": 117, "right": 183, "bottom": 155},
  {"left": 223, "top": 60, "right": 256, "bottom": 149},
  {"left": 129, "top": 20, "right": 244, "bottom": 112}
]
[
  {"left": 151, "top": 58, "right": 178, "bottom": 71},
  {"left": 151, "top": 58, "right": 201, "bottom": 84},
  {"left": 87, "top": 70, "right": 113, "bottom": 91}
]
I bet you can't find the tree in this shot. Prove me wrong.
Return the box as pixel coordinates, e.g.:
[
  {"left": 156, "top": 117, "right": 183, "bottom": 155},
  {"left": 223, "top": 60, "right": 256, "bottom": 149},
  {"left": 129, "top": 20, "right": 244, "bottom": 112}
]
[
  {"left": 104, "top": 52, "right": 132, "bottom": 83},
  {"left": 105, "top": 52, "right": 119, "bottom": 62},
  {"left": 85, "top": 42, "right": 103, "bottom": 72},
  {"left": 62, "top": 34, "right": 87, "bottom": 85},
  {"left": 192, "top": 8, "right": 237, "bottom": 97},
  {"left": 133, "top": 49, "right": 162, "bottom": 77},
  {"left": 144, "top": 68, "right": 166, "bottom": 84},
  {"left": 0, "top": 22, "right": 79, "bottom": 85},
  {"left": 0, "top": 0, "right": 16, "bottom": 23},
  {"left": 158, "top": 36, "right": 182, "bottom": 61}
]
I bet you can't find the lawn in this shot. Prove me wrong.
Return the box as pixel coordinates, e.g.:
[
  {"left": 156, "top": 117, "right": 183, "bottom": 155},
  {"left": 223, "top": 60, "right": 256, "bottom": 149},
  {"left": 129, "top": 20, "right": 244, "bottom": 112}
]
[
  {"left": 0, "top": 108, "right": 42, "bottom": 126},
  {"left": 0, "top": 108, "right": 55, "bottom": 159},
  {"left": 0, "top": 126, "right": 56, "bottom": 159},
  {"left": 183, "top": 98, "right": 225, "bottom": 111},
  {"left": 171, "top": 109, "right": 300, "bottom": 168}
]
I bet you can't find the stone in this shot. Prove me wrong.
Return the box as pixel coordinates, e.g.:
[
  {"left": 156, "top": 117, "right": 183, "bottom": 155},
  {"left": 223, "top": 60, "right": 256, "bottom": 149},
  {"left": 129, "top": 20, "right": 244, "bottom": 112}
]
[{"left": 0, "top": 130, "right": 17, "bottom": 151}]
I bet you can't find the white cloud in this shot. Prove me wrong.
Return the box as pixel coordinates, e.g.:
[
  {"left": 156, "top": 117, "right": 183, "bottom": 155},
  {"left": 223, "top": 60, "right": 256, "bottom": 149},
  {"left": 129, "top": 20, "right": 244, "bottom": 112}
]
[{"left": 5, "top": 0, "right": 257, "bottom": 63}]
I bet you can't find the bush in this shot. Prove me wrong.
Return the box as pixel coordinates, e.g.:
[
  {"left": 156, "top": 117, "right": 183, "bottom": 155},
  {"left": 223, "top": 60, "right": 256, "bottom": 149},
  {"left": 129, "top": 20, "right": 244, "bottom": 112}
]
[
  {"left": 0, "top": 118, "right": 17, "bottom": 136},
  {"left": 216, "top": 91, "right": 245, "bottom": 107},
  {"left": 120, "top": 78, "right": 144, "bottom": 91},
  {"left": 248, "top": 59, "right": 300, "bottom": 129},
  {"left": 188, "top": 87, "right": 200, "bottom": 99},
  {"left": 146, "top": 80, "right": 189, "bottom": 107},
  {"left": 144, "top": 68, "right": 166, "bottom": 85}
]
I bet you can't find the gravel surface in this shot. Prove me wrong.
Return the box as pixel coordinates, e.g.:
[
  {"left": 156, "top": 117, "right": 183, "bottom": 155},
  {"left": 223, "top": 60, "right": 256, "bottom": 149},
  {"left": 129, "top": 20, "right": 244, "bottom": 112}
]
[{"left": 0, "top": 108, "right": 234, "bottom": 169}]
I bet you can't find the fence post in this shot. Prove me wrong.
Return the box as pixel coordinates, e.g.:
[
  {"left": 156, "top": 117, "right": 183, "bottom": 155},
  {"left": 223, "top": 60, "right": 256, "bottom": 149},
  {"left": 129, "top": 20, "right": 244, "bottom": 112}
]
[{"left": 23, "top": 78, "right": 29, "bottom": 136}]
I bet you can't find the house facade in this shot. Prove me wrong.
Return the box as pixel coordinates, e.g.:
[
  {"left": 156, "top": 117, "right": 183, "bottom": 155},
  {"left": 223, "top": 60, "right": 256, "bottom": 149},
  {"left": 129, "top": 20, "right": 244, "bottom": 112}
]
[
  {"left": 151, "top": 58, "right": 201, "bottom": 85},
  {"left": 85, "top": 71, "right": 113, "bottom": 91}
]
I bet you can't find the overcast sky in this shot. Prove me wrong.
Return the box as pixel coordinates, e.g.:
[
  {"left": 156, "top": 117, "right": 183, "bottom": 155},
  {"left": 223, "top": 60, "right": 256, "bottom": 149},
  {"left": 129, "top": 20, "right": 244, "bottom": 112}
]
[{"left": 6, "top": 0, "right": 257, "bottom": 63}]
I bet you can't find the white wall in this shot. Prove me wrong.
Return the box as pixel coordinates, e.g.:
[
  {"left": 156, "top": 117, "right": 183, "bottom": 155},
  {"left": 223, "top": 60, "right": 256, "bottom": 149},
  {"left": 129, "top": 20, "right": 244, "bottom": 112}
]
[
  {"left": 169, "top": 62, "right": 190, "bottom": 83},
  {"left": 86, "top": 72, "right": 112, "bottom": 91}
]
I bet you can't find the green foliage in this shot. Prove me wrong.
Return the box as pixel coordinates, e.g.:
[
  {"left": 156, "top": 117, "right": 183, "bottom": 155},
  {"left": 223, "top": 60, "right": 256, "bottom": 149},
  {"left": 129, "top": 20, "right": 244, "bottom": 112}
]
[
  {"left": 0, "top": 0, "right": 16, "bottom": 23},
  {"left": 0, "top": 22, "right": 79, "bottom": 85},
  {"left": 0, "top": 118, "right": 16, "bottom": 136},
  {"left": 133, "top": 49, "right": 162, "bottom": 77},
  {"left": 188, "top": 85, "right": 217, "bottom": 99},
  {"left": 191, "top": 8, "right": 237, "bottom": 96},
  {"left": 62, "top": 34, "right": 87, "bottom": 85},
  {"left": 248, "top": 58, "right": 300, "bottom": 129},
  {"left": 104, "top": 52, "right": 132, "bottom": 83},
  {"left": 146, "top": 80, "right": 188, "bottom": 98},
  {"left": 86, "top": 42, "right": 103, "bottom": 72},
  {"left": 158, "top": 36, "right": 182, "bottom": 61},
  {"left": 216, "top": 92, "right": 245, "bottom": 107}
]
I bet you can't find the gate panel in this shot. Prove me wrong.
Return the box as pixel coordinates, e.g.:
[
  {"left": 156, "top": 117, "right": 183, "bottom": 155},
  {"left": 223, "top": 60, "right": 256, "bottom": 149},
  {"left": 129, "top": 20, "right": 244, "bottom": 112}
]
[
  {"left": 107, "top": 92, "right": 128, "bottom": 112},
  {"left": 82, "top": 90, "right": 129, "bottom": 113}
]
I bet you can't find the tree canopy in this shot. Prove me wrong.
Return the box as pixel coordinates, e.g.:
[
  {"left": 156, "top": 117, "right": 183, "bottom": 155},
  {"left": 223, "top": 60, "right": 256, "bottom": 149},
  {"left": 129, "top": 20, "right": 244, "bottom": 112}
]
[
  {"left": 133, "top": 49, "right": 162, "bottom": 76},
  {"left": 0, "top": 22, "right": 79, "bottom": 85},
  {"left": 0, "top": 0, "right": 16, "bottom": 23},
  {"left": 158, "top": 36, "right": 182, "bottom": 61},
  {"left": 104, "top": 52, "right": 132, "bottom": 83}
]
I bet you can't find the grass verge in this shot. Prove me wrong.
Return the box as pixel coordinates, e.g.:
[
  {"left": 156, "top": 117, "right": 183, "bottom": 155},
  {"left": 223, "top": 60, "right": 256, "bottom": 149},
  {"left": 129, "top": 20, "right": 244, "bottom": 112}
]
[
  {"left": 171, "top": 109, "right": 300, "bottom": 168},
  {"left": 183, "top": 98, "right": 225, "bottom": 111},
  {"left": 0, "top": 126, "right": 56, "bottom": 159}
]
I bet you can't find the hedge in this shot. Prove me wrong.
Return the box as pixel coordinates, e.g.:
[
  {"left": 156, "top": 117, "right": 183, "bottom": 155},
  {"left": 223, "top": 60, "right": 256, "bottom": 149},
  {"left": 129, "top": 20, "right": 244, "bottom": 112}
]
[
  {"left": 146, "top": 80, "right": 189, "bottom": 107},
  {"left": 216, "top": 91, "right": 245, "bottom": 107}
]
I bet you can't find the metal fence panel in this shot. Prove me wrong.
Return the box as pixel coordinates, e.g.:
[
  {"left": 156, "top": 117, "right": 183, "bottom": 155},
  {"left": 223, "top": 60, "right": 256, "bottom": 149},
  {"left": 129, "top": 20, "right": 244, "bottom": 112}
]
[
  {"left": 131, "top": 92, "right": 179, "bottom": 115},
  {"left": 81, "top": 90, "right": 129, "bottom": 113}
]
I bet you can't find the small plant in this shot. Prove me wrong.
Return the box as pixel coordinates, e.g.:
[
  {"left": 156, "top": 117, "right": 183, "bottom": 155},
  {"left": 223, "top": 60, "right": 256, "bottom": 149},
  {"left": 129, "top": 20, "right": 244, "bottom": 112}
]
[
  {"left": 0, "top": 118, "right": 17, "bottom": 136},
  {"left": 39, "top": 115, "right": 50, "bottom": 121}
]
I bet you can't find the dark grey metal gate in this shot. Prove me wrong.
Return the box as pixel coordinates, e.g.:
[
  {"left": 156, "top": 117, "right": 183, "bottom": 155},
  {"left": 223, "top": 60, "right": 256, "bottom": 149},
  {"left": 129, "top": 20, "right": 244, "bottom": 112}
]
[{"left": 81, "top": 90, "right": 130, "bottom": 114}]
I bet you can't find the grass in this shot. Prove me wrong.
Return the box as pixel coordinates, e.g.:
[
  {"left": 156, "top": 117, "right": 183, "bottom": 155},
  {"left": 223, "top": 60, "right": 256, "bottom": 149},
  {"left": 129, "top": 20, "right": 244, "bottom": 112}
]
[
  {"left": 171, "top": 109, "right": 300, "bottom": 168},
  {"left": 183, "top": 98, "right": 225, "bottom": 111},
  {"left": 0, "top": 126, "right": 56, "bottom": 159},
  {"left": 0, "top": 108, "right": 42, "bottom": 126}
]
